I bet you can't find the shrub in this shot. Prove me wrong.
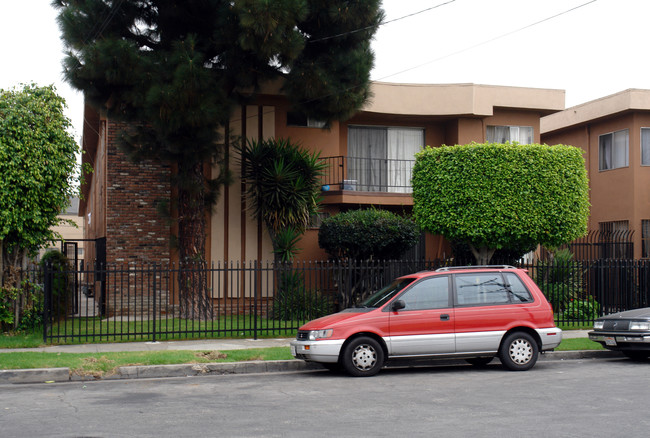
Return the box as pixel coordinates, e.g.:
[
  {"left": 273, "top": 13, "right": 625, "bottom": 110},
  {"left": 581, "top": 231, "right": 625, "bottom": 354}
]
[
  {"left": 535, "top": 249, "right": 583, "bottom": 313},
  {"left": 318, "top": 209, "right": 419, "bottom": 260},
  {"left": 39, "top": 250, "right": 74, "bottom": 321},
  {"left": 271, "top": 270, "right": 333, "bottom": 321},
  {"left": 0, "top": 280, "right": 43, "bottom": 333},
  {"left": 564, "top": 296, "right": 600, "bottom": 321},
  {"left": 412, "top": 142, "right": 590, "bottom": 264},
  {"left": 0, "top": 287, "right": 18, "bottom": 330}
]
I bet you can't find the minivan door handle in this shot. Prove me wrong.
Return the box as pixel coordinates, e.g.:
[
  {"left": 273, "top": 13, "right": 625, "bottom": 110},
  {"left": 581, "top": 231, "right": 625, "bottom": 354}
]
[{"left": 440, "top": 314, "right": 450, "bottom": 321}]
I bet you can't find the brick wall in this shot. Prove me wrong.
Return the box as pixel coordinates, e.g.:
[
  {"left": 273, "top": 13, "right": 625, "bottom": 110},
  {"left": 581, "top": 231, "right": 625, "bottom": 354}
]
[{"left": 105, "top": 120, "right": 171, "bottom": 266}]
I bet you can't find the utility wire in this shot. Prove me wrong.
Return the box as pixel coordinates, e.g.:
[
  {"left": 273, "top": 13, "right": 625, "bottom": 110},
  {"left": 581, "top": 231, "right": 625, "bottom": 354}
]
[
  {"left": 373, "top": 0, "right": 598, "bottom": 82},
  {"left": 308, "top": 0, "right": 456, "bottom": 43}
]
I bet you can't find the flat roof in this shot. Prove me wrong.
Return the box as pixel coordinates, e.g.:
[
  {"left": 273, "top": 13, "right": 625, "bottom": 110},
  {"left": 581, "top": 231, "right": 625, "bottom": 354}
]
[
  {"left": 364, "top": 82, "right": 565, "bottom": 117},
  {"left": 541, "top": 89, "right": 650, "bottom": 134}
]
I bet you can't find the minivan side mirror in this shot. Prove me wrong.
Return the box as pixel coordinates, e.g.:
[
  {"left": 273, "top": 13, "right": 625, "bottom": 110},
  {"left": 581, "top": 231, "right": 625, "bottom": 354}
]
[{"left": 391, "top": 300, "right": 406, "bottom": 311}]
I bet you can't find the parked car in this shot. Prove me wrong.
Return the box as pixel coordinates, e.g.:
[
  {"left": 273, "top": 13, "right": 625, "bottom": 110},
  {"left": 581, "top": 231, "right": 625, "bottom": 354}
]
[
  {"left": 588, "top": 308, "right": 650, "bottom": 360},
  {"left": 290, "top": 265, "right": 562, "bottom": 376}
]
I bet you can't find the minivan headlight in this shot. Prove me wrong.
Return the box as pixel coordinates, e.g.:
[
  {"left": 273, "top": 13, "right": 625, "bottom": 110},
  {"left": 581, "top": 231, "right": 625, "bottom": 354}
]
[
  {"left": 308, "top": 329, "right": 333, "bottom": 340},
  {"left": 629, "top": 322, "right": 650, "bottom": 330},
  {"left": 593, "top": 321, "right": 604, "bottom": 330}
]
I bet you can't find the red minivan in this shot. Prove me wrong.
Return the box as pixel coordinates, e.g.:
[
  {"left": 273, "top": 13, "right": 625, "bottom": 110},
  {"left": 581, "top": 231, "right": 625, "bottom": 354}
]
[{"left": 290, "top": 265, "right": 561, "bottom": 376}]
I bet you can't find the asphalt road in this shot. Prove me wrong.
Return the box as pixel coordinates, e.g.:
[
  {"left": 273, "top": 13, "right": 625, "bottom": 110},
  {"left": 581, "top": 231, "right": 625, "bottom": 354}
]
[{"left": 1, "top": 357, "right": 648, "bottom": 437}]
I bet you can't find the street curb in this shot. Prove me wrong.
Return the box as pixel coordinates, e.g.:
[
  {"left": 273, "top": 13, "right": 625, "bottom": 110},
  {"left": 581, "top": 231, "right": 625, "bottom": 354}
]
[
  {"left": 0, "top": 367, "right": 70, "bottom": 384},
  {"left": 0, "top": 350, "right": 623, "bottom": 384}
]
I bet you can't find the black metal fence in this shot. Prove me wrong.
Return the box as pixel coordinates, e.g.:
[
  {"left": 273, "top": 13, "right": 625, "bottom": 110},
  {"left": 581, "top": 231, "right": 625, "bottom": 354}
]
[
  {"left": 28, "top": 258, "right": 650, "bottom": 343},
  {"left": 542, "top": 230, "right": 635, "bottom": 261}
]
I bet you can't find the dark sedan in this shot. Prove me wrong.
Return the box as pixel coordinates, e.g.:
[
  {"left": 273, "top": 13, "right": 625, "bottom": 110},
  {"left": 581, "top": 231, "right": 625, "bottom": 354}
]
[{"left": 589, "top": 308, "right": 650, "bottom": 360}]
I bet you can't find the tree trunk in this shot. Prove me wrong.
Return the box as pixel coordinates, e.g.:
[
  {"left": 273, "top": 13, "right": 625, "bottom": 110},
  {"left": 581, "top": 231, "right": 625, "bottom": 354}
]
[
  {"left": 177, "top": 161, "right": 212, "bottom": 320},
  {"left": 469, "top": 245, "right": 496, "bottom": 265}
]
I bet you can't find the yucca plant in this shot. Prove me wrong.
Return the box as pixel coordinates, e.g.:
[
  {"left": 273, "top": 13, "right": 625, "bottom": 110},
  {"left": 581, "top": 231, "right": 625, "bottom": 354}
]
[{"left": 238, "top": 137, "right": 326, "bottom": 257}]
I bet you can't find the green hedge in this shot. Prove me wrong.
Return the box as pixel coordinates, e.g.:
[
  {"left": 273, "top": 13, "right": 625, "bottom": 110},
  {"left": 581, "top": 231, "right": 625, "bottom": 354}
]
[
  {"left": 412, "top": 142, "right": 590, "bottom": 251},
  {"left": 318, "top": 209, "right": 419, "bottom": 260}
]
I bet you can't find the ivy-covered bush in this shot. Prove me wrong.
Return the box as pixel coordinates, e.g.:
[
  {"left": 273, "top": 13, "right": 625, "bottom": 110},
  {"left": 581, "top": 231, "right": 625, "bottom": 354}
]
[
  {"left": 318, "top": 209, "right": 420, "bottom": 260},
  {"left": 412, "top": 142, "right": 590, "bottom": 264},
  {"left": 0, "top": 278, "right": 43, "bottom": 333},
  {"left": 39, "top": 250, "right": 73, "bottom": 321}
]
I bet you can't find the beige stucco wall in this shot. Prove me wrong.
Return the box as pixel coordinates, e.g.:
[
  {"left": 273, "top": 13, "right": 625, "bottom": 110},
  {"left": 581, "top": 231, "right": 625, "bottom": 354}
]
[{"left": 542, "top": 90, "right": 650, "bottom": 258}]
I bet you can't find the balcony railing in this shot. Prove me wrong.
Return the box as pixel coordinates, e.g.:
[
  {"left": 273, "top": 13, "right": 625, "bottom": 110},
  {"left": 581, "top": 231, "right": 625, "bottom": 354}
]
[{"left": 320, "top": 156, "right": 415, "bottom": 193}]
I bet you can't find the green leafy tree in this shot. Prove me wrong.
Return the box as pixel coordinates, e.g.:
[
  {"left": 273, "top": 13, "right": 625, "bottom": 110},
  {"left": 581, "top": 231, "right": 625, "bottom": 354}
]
[
  {"left": 53, "top": 0, "right": 383, "bottom": 318},
  {"left": 412, "top": 142, "right": 590, "bottom": 264},
  {"left": 318, "top": 209, "right": 420, "bottom": 260},
  {"left": 0, "top": 84, "right": 79, "bottom": 284}
]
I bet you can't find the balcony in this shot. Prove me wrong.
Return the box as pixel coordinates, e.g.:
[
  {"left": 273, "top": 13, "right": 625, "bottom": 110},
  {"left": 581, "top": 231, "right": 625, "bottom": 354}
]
[{"left": 319, "top": 156, "right": 415, "bottom": 206}]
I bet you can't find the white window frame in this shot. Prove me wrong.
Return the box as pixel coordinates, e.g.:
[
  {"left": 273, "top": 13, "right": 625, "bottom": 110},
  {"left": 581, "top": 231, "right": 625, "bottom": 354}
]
[
  {"left": 347, "top": 125, "right": 424, "bottom": 193},
  {"left": 286, "top": 112, "right": 327, "bottom": 128},
  {"left": 486, "top": 125, "right": 534, "bottom": 144},
  {"left": 641, "top": 128, "right": 650, "bottom": 166},
  {"left": 599, "top": 129, "right": 629, "bottom": 171}
]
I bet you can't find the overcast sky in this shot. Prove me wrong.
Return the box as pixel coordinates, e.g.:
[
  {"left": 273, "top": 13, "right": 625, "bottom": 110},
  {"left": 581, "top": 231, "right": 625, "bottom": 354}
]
[{"left": 1, "top": 0, "right": 649, "bottom": 141}]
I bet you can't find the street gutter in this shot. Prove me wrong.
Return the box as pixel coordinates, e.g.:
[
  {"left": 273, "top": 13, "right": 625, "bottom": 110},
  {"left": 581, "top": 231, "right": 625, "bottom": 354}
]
[{"left": 0, "top": 350, "right": 622, "bottom": 385}]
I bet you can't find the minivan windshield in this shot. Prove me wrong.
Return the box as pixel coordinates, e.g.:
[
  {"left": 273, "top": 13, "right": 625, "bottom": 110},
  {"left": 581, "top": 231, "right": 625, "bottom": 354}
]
[{"left": 359, "top": 278, "right": 415, "bottom": 308}]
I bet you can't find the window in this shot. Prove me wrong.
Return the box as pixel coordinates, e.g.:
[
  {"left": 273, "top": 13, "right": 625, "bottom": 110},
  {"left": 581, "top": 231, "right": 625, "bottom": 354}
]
[
  {"left": 503, "top": 273, "right": 533, "bottom": 303},
  {"left": 347, "top": 126, "right": 424, "bottom": 193},
  {"left": 308, "top": 212, "right": 330, "bottom": 229},
  {"left": 599, "top": 129, "right": 629, "bottom": 170},
  {"left": 643, "top": 220, "right": 650, "bottom": 259},
  {"left": 486, "top": 125, "right": 533, "bottom": 144},
  {"left": 454, "top": 273, "right": 511, "bottom": 306},
  {"left": 599, "top": 221, "right": 631, "bottom": 259},
  {"left": 398, "top": 277, "right": 450, "bottom": 310},
  {"left": 642, "top": 128, "right": 650, "bottom": 166},
  {"left": 287, "top": 112, "right": 326, "bottom": 128}
]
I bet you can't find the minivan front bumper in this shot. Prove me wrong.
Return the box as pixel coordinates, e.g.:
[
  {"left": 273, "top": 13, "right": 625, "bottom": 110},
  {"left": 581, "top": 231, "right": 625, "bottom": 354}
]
[{"left": 290, "top": 339, "right": 345, "bottom": 363}]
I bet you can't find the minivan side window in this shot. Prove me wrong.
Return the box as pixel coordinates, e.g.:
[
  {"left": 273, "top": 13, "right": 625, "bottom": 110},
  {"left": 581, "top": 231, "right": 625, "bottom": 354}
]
[
  {"left": 455, "top": 273, "right": 510, "bottom": 306},
  {"left": 504, "top": 272, "right": 533, "bottom": 303},
  {"left": 398, "top": 276, "right": 450, "bottom": 310}
]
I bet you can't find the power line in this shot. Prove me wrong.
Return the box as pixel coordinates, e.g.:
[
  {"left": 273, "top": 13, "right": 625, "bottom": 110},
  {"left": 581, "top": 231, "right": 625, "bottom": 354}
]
[
  {"left": 373, "top": 0, "right": 598, "bottom": 82},
  {"left": 308, "top": 0, "right": 456, "bottom": 43}
]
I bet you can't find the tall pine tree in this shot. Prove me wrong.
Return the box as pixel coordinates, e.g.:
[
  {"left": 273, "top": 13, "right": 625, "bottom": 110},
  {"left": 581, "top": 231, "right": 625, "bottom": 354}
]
[{"left": 53, "top": 0, "right": 383, "bottom": 317}]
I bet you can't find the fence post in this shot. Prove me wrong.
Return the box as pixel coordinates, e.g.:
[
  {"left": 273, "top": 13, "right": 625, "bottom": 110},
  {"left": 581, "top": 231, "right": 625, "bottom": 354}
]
[
  {"left": 152, "top": 263, "right": 157, "bottom": 343},
  {"left": 42, "top": 261, "right": 52, "bottom": 343},
  {"left": 253, "top": 260, "right": 258, "bottom": 340}
]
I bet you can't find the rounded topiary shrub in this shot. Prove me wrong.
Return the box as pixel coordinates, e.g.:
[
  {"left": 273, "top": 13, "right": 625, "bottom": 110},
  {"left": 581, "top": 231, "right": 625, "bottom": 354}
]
[{"left": 318, "top": 209, "right": 419, "bottom": 260}]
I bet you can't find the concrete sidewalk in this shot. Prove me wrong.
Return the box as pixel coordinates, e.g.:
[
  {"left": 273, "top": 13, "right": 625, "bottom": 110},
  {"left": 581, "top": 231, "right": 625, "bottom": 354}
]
[
  {"left": 2, "top": 330, "right": 612, "bottom": 385},
  {"left": 0, "top": 337, "right": 293, "bottom": 354},
  {"left": 0, "top": 331, "right": 590, "bottom": 355}
]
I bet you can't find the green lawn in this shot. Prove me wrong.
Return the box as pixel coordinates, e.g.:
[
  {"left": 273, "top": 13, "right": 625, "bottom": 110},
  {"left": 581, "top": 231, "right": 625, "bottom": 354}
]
[
  {"left": 0, "top": 334, "right": 605, "bottom": 375},
  {"left": 0, "top": 347, "right": 293, "bottom": 376},
  {"left": 18, "top": 316, "right": 304, "bottom": 346}
]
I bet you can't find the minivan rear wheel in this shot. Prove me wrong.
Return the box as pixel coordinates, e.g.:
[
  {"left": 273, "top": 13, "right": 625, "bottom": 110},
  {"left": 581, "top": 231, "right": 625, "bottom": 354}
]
[
  {"left": 342, "top": 336, "right": 384, "bottom": 377},
  {"left": 499, "top": 332, "right": 538, "bottom": 371}
]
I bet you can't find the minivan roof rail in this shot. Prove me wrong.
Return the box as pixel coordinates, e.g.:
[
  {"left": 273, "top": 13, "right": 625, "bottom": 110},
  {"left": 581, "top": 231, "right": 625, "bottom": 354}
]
[{"left": 435, "top": 265, "right": 517, "bottom": 272}]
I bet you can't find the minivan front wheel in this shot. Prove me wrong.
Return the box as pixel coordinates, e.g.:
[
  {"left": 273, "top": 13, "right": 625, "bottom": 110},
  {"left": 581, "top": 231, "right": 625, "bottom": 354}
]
[
  {"left": 499, "top": 332, "right": 539, "bottom": 371},
  {"left": 342, "top": 336, "right": 384, "bottom": 377}
]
